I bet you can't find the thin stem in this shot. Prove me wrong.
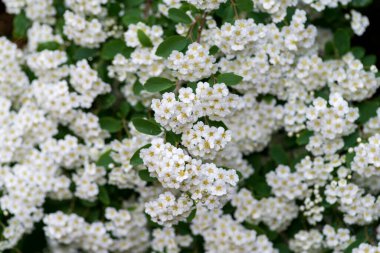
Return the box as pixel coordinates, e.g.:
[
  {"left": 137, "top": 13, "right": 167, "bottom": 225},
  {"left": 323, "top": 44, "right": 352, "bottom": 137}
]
[
  {"left": 230, "top": 0, "right": 239, "bottom": 19},
  {"left": 144, "top": 0, "right": 152, "bottom": 18},
  {"left": 197, "top": 12, "right": 208, "bottom": 43}
]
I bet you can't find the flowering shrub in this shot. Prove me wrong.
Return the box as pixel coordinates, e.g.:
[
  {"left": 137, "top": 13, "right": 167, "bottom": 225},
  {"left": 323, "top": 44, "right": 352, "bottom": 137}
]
[{"left": 0, "top": 0, "right": 379, "bottom": 252}]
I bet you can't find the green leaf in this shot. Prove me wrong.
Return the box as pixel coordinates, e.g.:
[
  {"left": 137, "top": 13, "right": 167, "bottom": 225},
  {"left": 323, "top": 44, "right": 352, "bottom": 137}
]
[
  {"left": 345, "top": 152, "right": 355, "bottom": 168},
  {"left": 138, "top": 169, "right": 156, "bottom": 182},
  {"left": 209, "top": 45, "right": 219, "bottom": 55},
  {"left": 137, "top": 29, "right": 153, "bottom": 47},
  {"left": 70, "top": 46, "right": 98, "bottom": 61},
  {"left": 98, "top": 186, "right": 110, "bottom": 206},
  {"left": 37, "top": 41, "right": 61, "bottom": 51},
  {"left": 236, "top": 0, "right": 254, "bottom": 11},
  {"left": 121, "top": 8, "right": 142, "bottom": 26},
  {"left": 130, "top": 144, "right": 151, "bottom": 166},
  {"left": 344, "top": 227, "right": 367, "bottom": 253},
  {"left": 343, "top": 130, "right": 359, "bottom": 150},
  {"left": 96, "top": 149, "right": 116, "bottom": 168},
  {"left": 351, "top": 47, "right": 365, "bottom": 59},
  {"left": 296, "top": 130, "right": 313, "bottom": 145},
  {"left": 144, "top": 77, "right": 175, "bottom": 92},
  {"left": 125, "top": 0, "right": 145, "bottom": 7},
  {"left": 13, "top": 11, "right": 31, "bottom": 39},
  {"left": 186, "top": 209, "right": 197, "bottom": 222},
  {"left": 165, "top": 131, "right": 182, "bottom": 146},
  {"left": 133, "top": 79, "right": 145, "bottom": 95},
  {"left": 334, "top": 29, "right": 351, "bottom": 56},
  {"left": 217, "top": 73, "right": 243, "bottom": 86},
  {"left": 351, "top": 0, "right": 373, "bottom": 7},
  {"left": 168, "top": 8, "right": 192, "bottom": 24},
  {"left": 101, "top": 39, "right": 133, "bottom": 60},
  {"left": 132, "top": 118, "right": 162, "bottom": 135},
  {"left": 362, "top": 55, "right": 377, "bottom": 67},
  {"left": 99, "top": 117, "right": 123, "bottom": 133},
  {"left": 206, "top": 119, "right": 228, "bottom": 130},
  {"left": 269, "top": 145, "right": 289, "bottom": 165},
  {"left": 156, "top": 35, "right": 189, "bottom": 58},
  {"left": 357, "top": 100, "right": 380, "bottom": 124},
  {"left": 97, "top": 94, "right": 116, "bottom": 110},
  {"left": 118, "top": 101, "right": 131, "bottom": 118}
]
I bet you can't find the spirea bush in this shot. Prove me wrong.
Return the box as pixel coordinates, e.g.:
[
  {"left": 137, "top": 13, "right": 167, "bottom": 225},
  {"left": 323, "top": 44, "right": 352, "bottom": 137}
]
[{"left": 0, "top": 0, "right": 379, "bottom": 252}]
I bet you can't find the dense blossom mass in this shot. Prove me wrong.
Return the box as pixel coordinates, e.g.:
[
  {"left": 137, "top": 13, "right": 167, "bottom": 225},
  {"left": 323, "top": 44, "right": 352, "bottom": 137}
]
[{"left": 0, "top": 0, "right": 379, "bottom": 252}]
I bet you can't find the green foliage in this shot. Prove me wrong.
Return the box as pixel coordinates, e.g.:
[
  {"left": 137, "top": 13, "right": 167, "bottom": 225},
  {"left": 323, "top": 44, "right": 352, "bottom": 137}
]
[
  {"left": 144, "top": 77, "right": 176, "bottom": 92},
  {"left": 130, "top": 144, "right": 151, "bottom": 166},
  {"left": 98, "top": 186, "right": 111, "bottom": 206},
  {"left": 334, "top": 29, "right": 351, "bottom": 56},
  {"left": 138, "top": 169, "right": 156, "bottom": 182},
  {"left": 101, "top": 39, "right": 133, "bottom": 60},
  {"left": 99, "top": 117, "right": 123, "bottom": 133},
  {"left": 13, "top": 11, "right": 31, "bottom": 39},
  {"left": 296, "top": 130, "right": 313, "bottom": 146},
  {"left": 168, "top": 8, "right": 193, "bottom": 24},
  {"left": 156, "top": 35, "right": 190, "bottom": 58},
  {"left": 37, "top": 41, "right": 61, "bottom": 51},
  {"left": 216, "top": 73, "right": 243, "bottom": 86},
  {"left": 96, "top": 149, "right": 116, "bottom": 168},
  {"left": 132, "top": 118, "right": 162, "bottom": 135},
  {"left": 137, "top": 29, "right": 154, "bottom": 47}
]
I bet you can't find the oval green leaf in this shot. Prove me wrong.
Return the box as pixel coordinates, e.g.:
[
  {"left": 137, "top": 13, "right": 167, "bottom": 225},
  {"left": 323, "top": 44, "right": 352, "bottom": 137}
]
[
  {"left": 132, "top": 118, "right": 162, "bottom": 135},
  {"left": 168, "top": 8, "right": 192, "bottom": 24},
  {"left": 155, "top": 35, "right": 189, "bottom": 58},
  {"left": 144, "top": 77, "right": 175, "bottom": 93},
  {"left": 217, "top": 73, "right": 243, "bottom": 86}
]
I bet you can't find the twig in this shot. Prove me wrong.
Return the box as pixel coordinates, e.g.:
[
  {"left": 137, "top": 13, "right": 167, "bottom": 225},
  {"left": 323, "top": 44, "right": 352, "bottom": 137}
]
[
  {"left": 230, "top": 0, "right": 239, "bottom": 19},
  {"left": 144, "top": 0, "right": 152, "bottom": 18},
  {"left": 197, "top": 12, "right": 208, "bottom": 43}
]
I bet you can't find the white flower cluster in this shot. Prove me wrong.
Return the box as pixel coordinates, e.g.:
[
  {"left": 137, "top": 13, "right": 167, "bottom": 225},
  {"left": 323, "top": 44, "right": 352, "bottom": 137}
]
[
  {"left": 191, "top": 206, "right": 279, "bottom": 253},
  {"left": 152, "top": 82, "right": 243, "bottom": 133},
  {"left": 302, "top": 0, "right": 352, "bottom": 11},
  {"left": 289, "top": 225, "right": 355, "bottom": 253},
  {"left": 327, "top": 53, "right": 379, "bottom": 101},
  {"left": 253, "top": 0, "right": 297, "bottom": 22},
  {"left": 0, "top": 38, "right": 29, "bottom": 98},
  {"left": 152, "top": 227, "right": 192, "bottom": 253},
  {"left": 43, "top": 206, "right": 149, "bottom": 253},
  {"left": 65, "top": 0, "right": 107, "bottom": 15},
  {"left": 125, "top": 22, "right": 163, "bottom": 48},
  {"left": 226, "top": 97, "right": 283, "bottom": 153},
  {"left": 182, "top": 121, "right": 231, "bottom": 159},
  {"left": 64, "top": 11, "right": 107, "bottom": 48},
  {"left": 306, "top": 93, "right": 359, "bottom": 155},
  {"left": 184, "top": 0, "right": 227, "bottom": 10},
  {"left": 325, "top": 179, "right": 380, "bottom": 225},
  {"left": 231, "top": 189, "right": 299, "bottom": 231},
  {"left": 289, "top": 229, "right": 323, "bottom": 253},
  {"left": 3, "top": 0, "right": 56, "bottom": 23},
  {"left": 70, "top": 59, "right": 111, "bottom": 108},
  {"left": 266, "top": 165, "right": 307, "bottom": 200},
  {"left": 145, "top": 192, "right": 193, "bottom": 226},
  {"left": 351, "top": 134, "right": 380, "bottom": 177},
  {"left": 141, "top": 138, "right": 239, "bottom": 210},
  {"left": 26, "top": 50, "right": 68, "bottom": 82},
  {"left": 27, "top": 23, "right": 63, "bottom": 52},
  {"left": 168, "top": 42, "right": 217, "bottom": 81},
  {"left": 349, "top": 10, "right": 370, "bottom": 36}
]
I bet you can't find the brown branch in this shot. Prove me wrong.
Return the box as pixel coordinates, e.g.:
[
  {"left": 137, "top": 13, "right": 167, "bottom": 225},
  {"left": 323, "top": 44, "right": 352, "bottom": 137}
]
[
  {"left": 144, "top": 0, "right": 152, "bottom": 18},
  {"left": 230, "top": 0, "right": 239, "bottom": 19},
  {"left": 197, "top": 12, "right": 207, "bottom": 43}
]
